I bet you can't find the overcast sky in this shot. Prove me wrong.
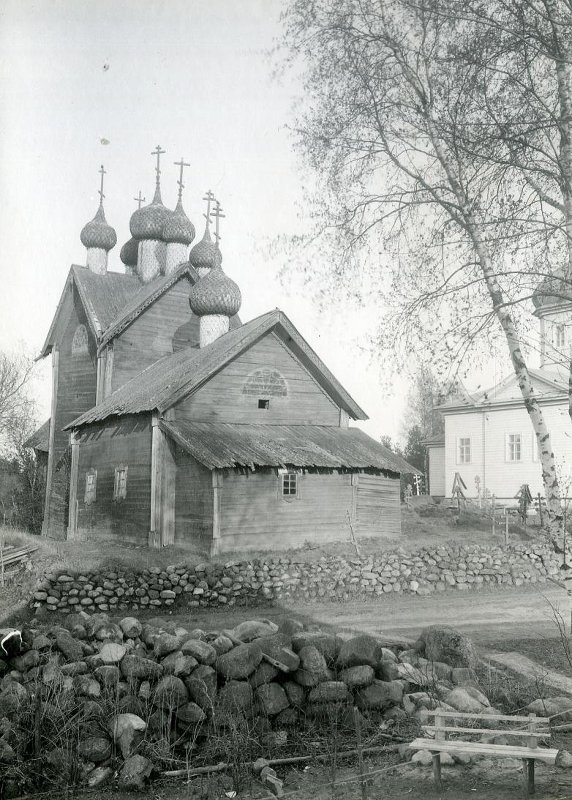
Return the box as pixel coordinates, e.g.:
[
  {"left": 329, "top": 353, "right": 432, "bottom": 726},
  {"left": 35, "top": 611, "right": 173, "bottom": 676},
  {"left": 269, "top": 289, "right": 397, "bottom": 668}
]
[{"left": 0, "top": 0, "right": 413, "bottom": 442}]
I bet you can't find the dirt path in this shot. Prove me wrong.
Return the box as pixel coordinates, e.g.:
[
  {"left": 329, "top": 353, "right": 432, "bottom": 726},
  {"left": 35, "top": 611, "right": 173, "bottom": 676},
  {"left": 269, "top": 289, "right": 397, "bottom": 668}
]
[{"left": 146, "top": 583, "right": 568, "bottom": 648}]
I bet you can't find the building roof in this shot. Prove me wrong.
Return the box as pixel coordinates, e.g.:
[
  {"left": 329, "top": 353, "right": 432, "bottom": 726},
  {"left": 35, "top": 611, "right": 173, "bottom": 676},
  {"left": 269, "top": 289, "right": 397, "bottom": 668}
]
[
  {"left": 422, "top": 432, "right": 445, "bottom": 447},
  {"left": 66, "top": 309, "right": 370, "bottom": 428},
  {"left": 24, "top": 419, "right": 50, "bottom": 452},
  {"left": 436, "top": 368, "right": 568, "bottom": 412},
  {"left": 39, "top": 266, "right": 142, "bottom": 358},
  {"left": 160, "top": 419, "right": 420, "bottom": 473},
  {"left": 532, "top": 266, "right": 572, "bottom": 310}
]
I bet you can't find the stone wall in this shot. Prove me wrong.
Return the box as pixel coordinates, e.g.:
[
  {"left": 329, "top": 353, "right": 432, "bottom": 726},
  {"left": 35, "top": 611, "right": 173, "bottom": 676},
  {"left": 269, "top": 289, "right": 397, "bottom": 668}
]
[{"left": 32, "top": 540, "right": 562, "bottom": 614}]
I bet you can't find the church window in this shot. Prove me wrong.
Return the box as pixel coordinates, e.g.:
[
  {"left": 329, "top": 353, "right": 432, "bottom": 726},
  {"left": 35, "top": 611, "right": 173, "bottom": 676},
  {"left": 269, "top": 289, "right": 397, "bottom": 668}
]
[
  {"left": 555, "top": 324, "right": 566, "bottom": 349},
  {"left": 458, "top": 438, "right": 471, "bottom": 464},
  {"left": 84, "top": 469, "right": 97, "bottom": 504},
  {"left": 243, "top": 369, "right": 287, "bottom": 397},
  {"left": 71, "top": 324, "right": 88, "bottom": 355},
  {"left": 113, "top": 466, "right": 128, "bottom": 501},
  {"left": 258, "top": 399, "right": 270, "bottom": 410},
  {"left": 281, "top": 471, "right": 298, "bottom": 497},
  {"left": 506, "top": 434, "right": 522, "bottom": 462}
]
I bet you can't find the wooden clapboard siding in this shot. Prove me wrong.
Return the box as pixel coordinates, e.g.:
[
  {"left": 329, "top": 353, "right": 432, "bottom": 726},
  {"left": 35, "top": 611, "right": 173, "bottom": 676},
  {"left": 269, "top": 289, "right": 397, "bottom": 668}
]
[
  {"left": 175, "top": 332, "right": 341, "bottom": 425},
  {"left": 43, "top": 286, "right": 98, "bottom": 538},
  {"left": 428, "top": 445, "right": 446, "bottom": 496},
  {"left": 356, "top": 474, "right": 401, "bottom": 537},
  {"left": 174, "top": 446, "right": 213, "bottom": 549},
  {"left": 75, "top": 415, "right": 152, "bottom": 545},
  {"left": 217, "top": 471, "right": 354, "bottom": 552},
  {"left": 111, "top": 280, "right": 200, "bottom": 391}
]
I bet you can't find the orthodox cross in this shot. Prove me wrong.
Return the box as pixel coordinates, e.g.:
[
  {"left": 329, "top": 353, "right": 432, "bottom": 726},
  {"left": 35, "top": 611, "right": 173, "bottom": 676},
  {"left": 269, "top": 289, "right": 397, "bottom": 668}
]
[
  {"left": 133, "top": 191, "right": 146, "bottom": 209},
  {"left": 98, "top": 165, "right": 106, "bottom": 205},
  {"left": 210, "top": 199, "right": 225, "bottom": 247},
  {"left": 151, "top": 145, "right": 166, "bottom": 188},
  {"left": 202, "top": 190, "right": 215, "bottom": 226},
  {"left": 174, "top": 158, "right": 190, "bottom": 202}
]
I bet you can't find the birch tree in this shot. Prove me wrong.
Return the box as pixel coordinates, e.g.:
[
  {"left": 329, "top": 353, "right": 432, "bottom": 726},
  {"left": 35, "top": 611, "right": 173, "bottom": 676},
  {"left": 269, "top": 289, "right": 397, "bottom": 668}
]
[{"left": 280, "top": 0, "right": 568, "bottom": 544}]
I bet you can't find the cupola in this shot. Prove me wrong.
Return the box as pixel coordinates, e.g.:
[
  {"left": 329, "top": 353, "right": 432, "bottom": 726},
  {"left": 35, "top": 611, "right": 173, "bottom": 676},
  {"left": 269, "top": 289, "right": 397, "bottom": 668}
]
[
  {"left": 164, "top": 158, "right": 196, "bottom": 275},
  {"left": 188, "top": 199, "right": 241, "bottom": 347},
  {"left": 80, "top": 165, "right": 117, "bottom": 274},
  {"left": 129, "top": 146, "right": 169, "bottom": 281},
  {"left": 189, "top": 190, "right": 223, "bottom": 277}
]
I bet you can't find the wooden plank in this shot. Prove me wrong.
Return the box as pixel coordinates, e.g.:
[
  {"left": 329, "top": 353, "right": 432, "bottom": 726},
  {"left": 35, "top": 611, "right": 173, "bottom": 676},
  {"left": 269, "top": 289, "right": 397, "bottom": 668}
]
[
  {"left": 161, "top": 435, "right": 176, "bottom": 546},
  {"left": 174, "top": 447, "right": 213, "bottom": 546},
  {"left": 104, "top": 344, "right": 114, "bottom": 399},
  {"left": 423, "top": 726, "right": 549, "bottom": 739},
  {"left": 422, "top": 711, "right": 550, "bottom": 724},
  {"left": 67, "top": 431, "right": 80, "bottom": 540},
  {"left": 409, "top": 738, "right": 557, "bottom": 763},
  {"left": 150, "top": 415, "right": 162, "bottom": 548},
  {"left": 211, "top": 470, "right": 222, "bottom": 557}
]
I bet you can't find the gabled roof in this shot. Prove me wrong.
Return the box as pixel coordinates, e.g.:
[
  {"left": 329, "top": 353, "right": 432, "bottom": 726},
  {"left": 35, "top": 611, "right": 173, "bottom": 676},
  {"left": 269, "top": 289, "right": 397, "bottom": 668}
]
[
  {"left": 160, "top": 420, "right": 421, "bottom": 473},
  {"left": 23, "top": 419, "right": 50, "bottom": 452},
  {"left": 39, "top": 266, "right": 142, "bottom": 358},
  {"left": 437, "top": 367, "right": 568, "bottom": 412},
  {"left": 66, "top": 309, "right": 369, "bottom": 428}
]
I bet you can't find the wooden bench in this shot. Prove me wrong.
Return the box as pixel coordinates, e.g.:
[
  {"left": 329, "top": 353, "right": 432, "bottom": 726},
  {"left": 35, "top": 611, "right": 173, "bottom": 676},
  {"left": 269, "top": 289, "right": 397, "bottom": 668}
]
[{"left": 409, "top": 710, "right": 558, "bottom": 796}]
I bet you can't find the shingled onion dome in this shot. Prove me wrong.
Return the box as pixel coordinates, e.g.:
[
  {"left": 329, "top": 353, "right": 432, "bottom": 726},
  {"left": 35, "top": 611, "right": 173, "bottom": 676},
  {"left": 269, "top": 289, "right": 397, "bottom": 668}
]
[
  {"left": 189, "top": 222, "right": 223, "bottom": 277},
  {"left": 120, "top": 237, "right": 139, "bottom": 274},
  {"left": 532, "top": 267, "right": 572, "bottom": 309},
  {"left": 129, "top": 184, "right": 171, "bottom": 241},
  {"left": 163, "top": 199, "right": 196, "bottom": 246},
  {"left": 189, "top": 262, "right": 242, "bottom": 347},
  {"left": 80, "top": 166, "right": 117, "bottom": 274}
]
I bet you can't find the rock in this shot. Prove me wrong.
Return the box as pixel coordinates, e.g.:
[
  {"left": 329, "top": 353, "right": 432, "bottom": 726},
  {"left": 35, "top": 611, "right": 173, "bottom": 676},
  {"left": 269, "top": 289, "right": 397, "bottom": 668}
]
[
  {"left": 416, "top": 626, "right": 479, "bottom": 668},
  {"left": 73, "top": 676, "right": 101, "bottom": 698},
  {"left": 94, "top": 665, "right": 121, "bottom": 688},
  {"left": 110, "top": 713, "right": 147, "bottom": 759},
  {"left": 339, "top": 665, "right": 375, "bottom": 689},
  {"left": 284, "top": 680, "right": 305, "bottom": 708},
  {"left": 291, "top": 632, "right": 339, "bottom": 662},
  {"left": 118, "top": 695, "right": 145, "bottom": 716},
  {"left": 411, "top": 749, "right": 433, "bottom": 765},
  {"left": 186, "top": 666, "right": 217, "bottom": 712},
  {"left": 377, "top": 660, "right": 399, "bottom": 681},
  {"left": 294, "top": 645, "right": 328, "bottom": 686},
  {"left": 218, "top": 680, "right": 254, "bottom": 714},
  {"left": 154, "top": 633, "right": 181, "bottom": 658},
  {"left": 216, "top": 643, "right": 263, "bottom": 680},
  {"left": 119, "top": 617, "right": 142, "bottom": 639},
  {"left": 78, "top": 737, "right": 111, "bottom": 763},
  {"left": 451, "top": 667, "right": 477, "bottom": 685},
  {"left": 55, "top": 632, "right": 84, "bottom": 662},
  {"left": 337, "top": 635, "right": 383, "bottom": 669},
  {"left": 444, "top": 687, "right": 488, "bottom": 714},
  {"left": 181, "top": 639, "right": 217, "bottom": 666},
  {"left": 86, "top": 765, "right": 113, "bottom": 788},
  {"left": 176, "top": 702, "right": 207, "bottom": 726},
  {"left": 94, "top": 622, "right": 123, "bottom": 642},
  {"left": 355, "top": 679, "right": 402, "bottom": 710},
  {"left": 256, "top": 683, "right": 290, "bottom": 716},
  {"left": 118, "top": 754, "right": 153, "bottom": 791},
  {"left": 121, "top": 655, "right": 163, "bottom": 682},
  {"left": 161, "top": 651, "right": 197, "bottom": 677},
  {"left": 250, "top": 662, "right": 279, "bottom": 688},
  {"left": 60, "top": 661, "right": 88, "bottom": 676},
  {"left": 556, "top": 749, "right": 572, "bottom": 769},
  {"left": 308, "top": 681, "right": 350, "bottom": 704},
  {"left": 153, "top": 676, "right": 188, "bottom": 709},
  {"left": 232, "top": 620, "right": 279, "bottom": 642},
  {"left": 99, "top": 643, "right": 126, "bottom": 665},
  {"left": 528, "top": 696, "right": 572, "bottom": 720},
  {"left": 211, "top": 635, "right": 234, "bottom": 655}
]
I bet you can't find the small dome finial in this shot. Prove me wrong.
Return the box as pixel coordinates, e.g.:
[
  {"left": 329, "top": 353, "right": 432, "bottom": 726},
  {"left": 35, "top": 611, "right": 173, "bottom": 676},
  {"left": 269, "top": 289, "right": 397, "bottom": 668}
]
[
  {"left": 98, "top": 164, "right": 106, "bottom": 206},
  {"left": 210, "top": 198, "right": 225, "bottom": 253},
  {"left": 163, "top": 157, "right": 195, "bottom": 248},
  {"left": 174, "top": 157, "right": 190, "bottom": 204},
  {"left": 134, "top": 190, "right": 146, "bottom": 209},
  {"left": 189, "top": 190, "right": 223, "bottom": 272},
  {"left": 151, "top": 144, "right": 166, "bottom": 203}
]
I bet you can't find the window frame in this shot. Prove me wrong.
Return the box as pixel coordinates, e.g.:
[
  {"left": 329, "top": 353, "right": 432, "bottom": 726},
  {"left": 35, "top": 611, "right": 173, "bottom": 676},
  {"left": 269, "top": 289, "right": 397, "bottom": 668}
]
[
  {"left": 71, "top": 324, "right": 89, "bottom": 356},
  {"left": 457, "top": 437, "right": 471, "bottom": 465},
  {"left": 84, "top": 469, "right": 97, "bottom": 505},
  {"left": 278, "top": 468, "right": 300, "bottom": 500},
  {"left": 506, "top": 433, "right": 523, "bottom": 463},
  {"left": 555, "top": 324, "right": 566, "bottom": 349},
  {"left": 113, "top": 465, "right": 128, "bottom": 502}
]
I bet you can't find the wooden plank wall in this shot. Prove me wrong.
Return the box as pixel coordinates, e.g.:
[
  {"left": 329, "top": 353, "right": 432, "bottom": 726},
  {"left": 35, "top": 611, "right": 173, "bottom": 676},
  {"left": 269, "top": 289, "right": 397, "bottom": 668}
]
[
  {"left": 75, "top": 415, "right": 152, "bottom": 544},
  {"left": 111, "top": 280, "right": 200, "bottom": 392},
  {"left": 174, "top": 446, "right": 213, "bottom": 549},
  {"left": 356, "top": 474, "right": 401, "bottom": 538},
  {"left": 217, "top": 470, "right": 354, "bottom": 552},
  {"left": 43, "top": 287, "right": 98, "bottom": 539},
  {"left": 175, "top": 332, "right": 341, "bottom": 425}
]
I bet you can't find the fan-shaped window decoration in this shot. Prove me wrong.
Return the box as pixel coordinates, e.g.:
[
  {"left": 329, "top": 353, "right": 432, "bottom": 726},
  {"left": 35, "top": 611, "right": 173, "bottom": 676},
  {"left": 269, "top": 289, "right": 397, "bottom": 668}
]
[
  {"left": 71, "top": 324, "right": 88, "bottom": 355},
  {"left": 242, "top": 369, "right": 287, "bottom": 397}
]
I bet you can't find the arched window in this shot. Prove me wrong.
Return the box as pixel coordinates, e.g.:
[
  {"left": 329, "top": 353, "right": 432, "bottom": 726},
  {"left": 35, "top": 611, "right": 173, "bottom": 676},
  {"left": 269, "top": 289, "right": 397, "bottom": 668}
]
[
  {"left": 71, "top": 324, "right": 88, "bottom": 355},
  {"left": 242, "top": 369, "right": 288, "bottom": 397}
]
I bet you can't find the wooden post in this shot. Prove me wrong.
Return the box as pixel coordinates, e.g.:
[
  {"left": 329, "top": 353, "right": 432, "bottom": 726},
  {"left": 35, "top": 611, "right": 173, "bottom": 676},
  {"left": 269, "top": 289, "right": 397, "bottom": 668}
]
[
  {"left": 432, "top": 711, "right": 443, "bottom": 789},
  {"left": 149, "top": 415, "right": 162, "bottom": 548},
  {"left": 160, "top": 434, "right": 176, "bottom": 547},
  {"left": 103, "top": 344, "right": 114, "bottom": 399},
  {"left": 67, "top": 431, "right": 80, "bottom": 540},
  {"left": 523, "top": 713, "right": 537, "bottom": 796},
  {"left": 211, "top": 470, "right": 222, "bottom": 557}
]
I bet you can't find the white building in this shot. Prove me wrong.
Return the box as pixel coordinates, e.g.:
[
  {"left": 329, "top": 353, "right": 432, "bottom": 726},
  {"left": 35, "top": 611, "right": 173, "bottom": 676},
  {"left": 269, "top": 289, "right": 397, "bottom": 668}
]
[{"left": 428, "top": 267, "right": 572, "bottom": 500}]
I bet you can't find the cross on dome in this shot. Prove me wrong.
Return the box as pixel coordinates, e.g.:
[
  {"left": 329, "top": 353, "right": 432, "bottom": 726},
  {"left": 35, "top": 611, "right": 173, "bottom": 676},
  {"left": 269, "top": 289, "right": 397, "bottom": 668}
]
[
  {"left": 134, "top": 191, "right": 146, "bottom": 209},
  {"left": 174, "top": 158, "right": 190, "bottom": 203},
  {"left": 151, "top": 145, "right": 166, "bottom": 203},
  {"left": 210, "top": 199, "right": 225, "bottom": 249},
  {"left": 98, "top": 165, "right": 106, "bottom": 206}
]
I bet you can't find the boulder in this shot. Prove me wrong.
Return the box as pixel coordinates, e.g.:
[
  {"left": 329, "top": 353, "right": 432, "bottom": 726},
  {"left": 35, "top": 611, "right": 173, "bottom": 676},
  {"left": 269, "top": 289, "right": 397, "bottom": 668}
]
[
  {"left": 185, "top": 666, "right": 217, "bottom": 712},
  {"left": 161, "top": 651, "right": 198, "bottom": 677},
  {"left": 308, "top": 681, "right": 350, "bottom": 704},
  {"left": 232, "top": 620, "right": 279, "bottom": 642},
  {"left": 94, "top": 623, "right": 123, "bottom": 643},
  {"left": 55, "top": 632, "right": 84, "bottom": 662},
  {"left": 556, "top": 749, "right": 572, "bottom": 769},
  {"left": 176, "top": 702, "right": 207, "bottom": 726},
  {"left": 284, "top": 680, "right": 305, "bottom": 708},
  {"left": 216, "top": 643, "right": 263, "bottom": 680},
  {"left": 153, "top": 633, "right": 181, "bottom": 659},
  {"left": 210, "top": 635, "right": 234, "bottom": 655},
  {"left": 337, "top": 635, "right": 383, "bottom": 669},
  {"left": 94, "top": 666, "right": 120, "bottom": 688},
  {"left": 355, "top": 679, "right": 402, "bottom": 710},
  {"left": 77, "top": 736, "right": 111, "bottom": 763},
  {"left": 109, "top": 713, "right": 147, "bottom": 759},
  {"left": 416, "top": 626, "right": 479, "bottom": 669},
  {"left": 119, "top": 617, "right": 142, "bottom": 639},
  {"left": 291, "top": 632, "right": 339, "bottom": 662},
  {"left": 444, "top": 687, "right": 488, "bottom": 714},
  {"left": 153, "top": 676, "right": 188, "bottom": 709},
  {"left": 294, "top": 645, "right": 328, "bottom": 687},
  {"left": 256, "top": 683, "right": 290, "bottom": 716},
  {"left": 527, "top": 696, "right": 572, "bottom": 720},
  {"left": 99, "top": 643, "right": 126, "bottom": 665},
  {"left": 339, "top": 665, "right": 375, "bottom": 689},
  {"left": 73, "top": 675, "right": 101, "bottom": 698},
  {"left": 181, "top": 639, "right": 217, "bottom": 666},
  {"left": 218, "top": 680, "right": 254, "bottom": 714},
  {"left": 86, "top": 766, "right": 113, "bottom": 788},
  {"left": 121, "top": 655, "right": 163, "bottom": 681},
  {"left": 259, "top": 638, "right": 300, "bottom": 672},
  {"left": 250, "top": 662, "right": 279, "bottom": 688},
  {"left": 118, "top": 754, "right": 153, "bottom": 791}
]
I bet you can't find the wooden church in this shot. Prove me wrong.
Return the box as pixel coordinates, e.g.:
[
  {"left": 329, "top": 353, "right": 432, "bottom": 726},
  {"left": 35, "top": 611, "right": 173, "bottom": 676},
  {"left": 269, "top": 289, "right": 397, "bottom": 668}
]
[{"left": 32, "top": 148, "right": 416, "bottom": 555}]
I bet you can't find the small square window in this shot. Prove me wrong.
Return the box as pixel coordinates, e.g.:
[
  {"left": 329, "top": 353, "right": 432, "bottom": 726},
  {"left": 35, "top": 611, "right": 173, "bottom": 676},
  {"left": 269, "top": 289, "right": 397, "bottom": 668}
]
[
  {"left": 84, "top": 469, "right": 97, "bottom": 505},
  {"left": 282, "top": 472, "right": 298, "bottom": 496},
  {"left": 506, "top": 434, "right": 522, "bottom": 462},
  {"left": 458, "top": 438, "right": 471, "bottom": 464},
  {"left": 113, "top": 466, "right": 128, "bottom": 501},
  {"left": 258, "top": 399, "right": 270, "bottom": 410}
]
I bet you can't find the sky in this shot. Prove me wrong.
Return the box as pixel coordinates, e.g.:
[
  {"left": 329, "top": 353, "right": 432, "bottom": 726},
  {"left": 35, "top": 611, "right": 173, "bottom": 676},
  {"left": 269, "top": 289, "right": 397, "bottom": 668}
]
[{"left": 0, "top": 0, "right": 481, "bottom": 446}]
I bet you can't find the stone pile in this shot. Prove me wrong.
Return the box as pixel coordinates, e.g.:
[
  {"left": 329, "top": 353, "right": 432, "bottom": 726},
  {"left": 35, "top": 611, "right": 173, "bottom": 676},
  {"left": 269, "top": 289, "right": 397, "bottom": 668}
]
[
  {"left": 31, "top": 541, "right": 561, "bottom": 614},
  {"left": 0, "top": 616, "right": 490, "bottom": 794}
]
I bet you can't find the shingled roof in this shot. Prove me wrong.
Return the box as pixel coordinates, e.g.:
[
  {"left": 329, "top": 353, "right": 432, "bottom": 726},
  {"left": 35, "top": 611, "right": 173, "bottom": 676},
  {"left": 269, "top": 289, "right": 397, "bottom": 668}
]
[
  {"left": 23, "top": 419, "right": 51, "bottom": 452},
  {"left": 67, "top": 309, "right": 369, "bottom": 427},
  {"left": 160, "top": 420, "right": 420, "bottom": 473},
  {"left": 39, "top": 266, "right": 142, "bottom": 358}
]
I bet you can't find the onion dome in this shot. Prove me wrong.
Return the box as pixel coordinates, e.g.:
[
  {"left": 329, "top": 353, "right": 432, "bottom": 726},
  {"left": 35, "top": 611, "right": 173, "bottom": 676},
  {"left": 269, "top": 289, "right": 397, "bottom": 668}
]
[
  {"left": 129, "top": 184, "right": 171, "bottom": 240},
  {"left": 163, "top": 199, "right": 196, "bottom": 245},
  {"left": 189, "top": 264, "right": 241, "bottom": 318},
  {"left": 120, "top": 237, "right": 138, "bottom": 268},
  {"left": 80, "top": 204, "right": 117, "bottom": 251},
  {"left": 189, "top": 223, "right": 223, "bottom": 270},
  {"left": 532, "top": 267, "right": 572, "bottom": 309}
]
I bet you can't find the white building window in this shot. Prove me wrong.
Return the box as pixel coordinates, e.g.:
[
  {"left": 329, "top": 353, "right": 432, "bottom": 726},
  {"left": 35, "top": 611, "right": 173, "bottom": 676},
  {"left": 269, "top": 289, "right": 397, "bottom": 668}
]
[
  {"left": 506, "top": 434, "right": 522, "bottom": 462},
  {"left": 458, "top": 437, "right": 471, "bottom": 464},
  {"left": 113, "top": 466, "right": 128, "bottom": 501},
  {"left": 555, "top": 324, "right": 566, "bottom": 349}
]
